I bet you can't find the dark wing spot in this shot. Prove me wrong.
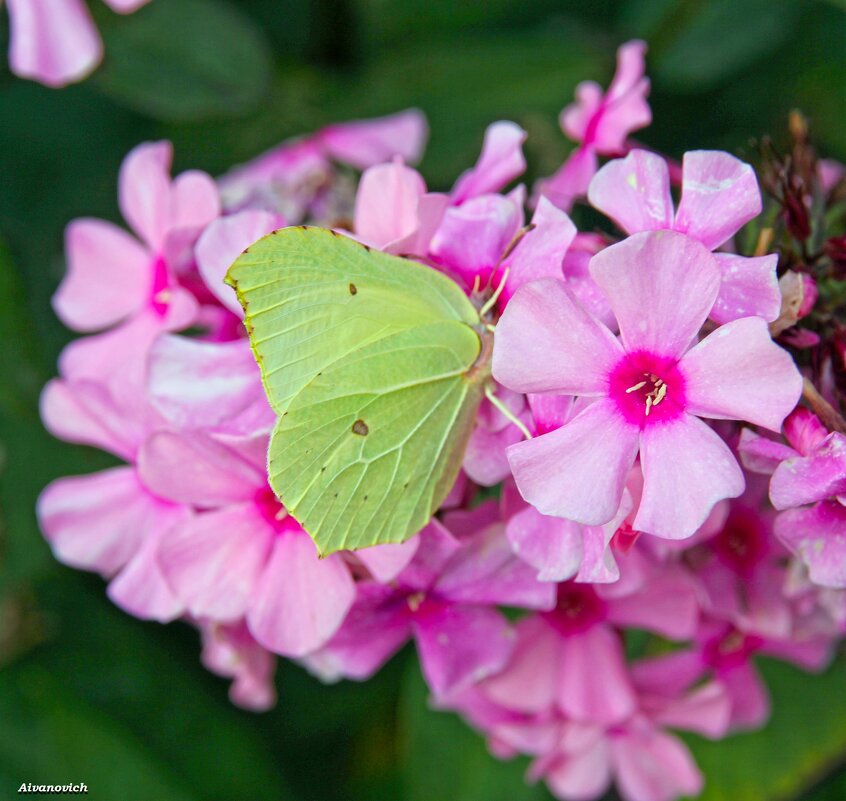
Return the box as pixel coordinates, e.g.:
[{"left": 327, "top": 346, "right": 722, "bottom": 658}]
[
  {"left": 349, "top": 283, "right": 357, "bottom": 295},
  {"left": 352, "top": 419, "right": 369, "bottom": 436},
  {"left": 363, "top": 495, "right": 368, "bottom": 501}
]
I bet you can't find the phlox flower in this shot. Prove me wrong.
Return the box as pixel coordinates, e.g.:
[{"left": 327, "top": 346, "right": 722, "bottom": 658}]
[
  {"left": 493, "top": 230, "right": 802, "bottom": 539},
  {"left": 218, "top": 109, "right": 428, "bottom": 220},
  {"left": 740, "top": 408, "right": 846, "bottom": 587},
  {"left": 53, "top": 140, "right": 220, "bottom": 334},
  {"left": 138, "top": 428, "right": 356, "bottom": 658},
  {"left": 535, "top": 40, "right": 651, "bottom": 210},
  {"left": 588, "top": 148, "right": 782, "bottom": 323},
  {"left": 306, "top": 511, "right": 555, "bottom": 698},
  {"left": 5, "top": 0, "right": 151, "bottom": 87}
]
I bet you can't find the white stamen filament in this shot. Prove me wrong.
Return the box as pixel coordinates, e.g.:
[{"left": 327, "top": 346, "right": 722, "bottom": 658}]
[{"left": 625, "top": 380, "right": 647, "bottom": 393}]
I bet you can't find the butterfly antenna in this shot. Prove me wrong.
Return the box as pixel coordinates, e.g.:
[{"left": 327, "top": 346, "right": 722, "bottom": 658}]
[
  {"left": 484, "top": 384, "right": 533, "bottom": 440},
  {"left": 479, "top": 267, "right": 510, "bottom": 318}
]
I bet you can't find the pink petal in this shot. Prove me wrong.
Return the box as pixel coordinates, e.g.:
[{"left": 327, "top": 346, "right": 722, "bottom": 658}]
[
  {"left": 435, "top": 524, "right": 556, "bottom": 609},
  {"left": 507, "top": 506, "right": 585, "bottom": 582},
  {"left": 430, "top": 194, "right": 522, "bottom": 289},
  {"left": 647, "top": 682, "right": 731, "bottom": 739},
  {"left": 784, "top": 407, "right": 830, "bottom": 456},
  {"left": 635, "top": 414, "right": 744, "bottom": 539},
  {"left": 354, "top": 160, "right": 427, "bottom": 249},
  {"left": 119, "top": 141, "right": 173, "bottom": 251},
  {"left": 483, "top": 616, "right": 559, "bottom": 713},
  {"left": 674, "top": 151, "right": 762, "bottom": 250},
  {"left": 305, "top": 584, "right": 411, "bottom": 681},
  {"left": 247, "top": 528, "right": 355, "bottom": 657},
  {"left": 710, "top": 253, "right": 781, "bottom": 324},
  {"left": 169, "top": 169, "right": 221, "bottom": 233},
  {"left": 589, "top": 231, "right": 721, "bottom": 359},
  {"left": 492, "top": 277, "right": 624, "bottom": 395},
  {"left": 533, "top": 146, "right": 598, "bottom": 211},
  {"left": 462, "top": 418, "right": 524, "bottom": 487},
  {"left": 397, "top": 519, "right": 461, "bottom": 590},
  {"left": 107, "top": 526, "right": 185, "bottom": 623},
  {"left": 40, "top": 378, "right": 141, "bottom": 461},
  {"left": 606, "top": 569, "right": 698, "bottom": 639},
  {"left": 770, "top": 433, "right": 846, "bottom": 509},
  {"left": 318, "top": 108, "right": 428, "bottom": 169},
  {"left": 527, "top": 393, "right": 576, "bottom": 436},
  {"left": 557, "top": 624, "right": 637, "bottom": 725},
  {"left": 611, "top": 727, "right": 702, "bottom": 801},
  {"left": 507, "top": 399, "right": 640, "bottom": 526},
  {"left": 148, "top": 335, "right": 271, "bottom": 432},
  {"left": 54, "top": 219, "right": 150, "bottom": 332},
  {"left": 499, "top": 197, "right": 577, "bottom": 306},
  {"left": 158, "top": 504, "right": 274, "bottom": 620},
  {"left": 103, "top": 0, "right": 152, "bottom": 11},
  {"left": 774, "top": 502, "right": 846, "bottom": 588},
  {"left": 355, "top": 537, "right": 420, "bottom": 583},
  {"left": 544, "top": 738, "right": 612, "bottom": 801},
  {"left": 722, "top": 662, "right": 770, "bottom": 730},
  {"left": 414, "top": 605, "right": 515, "bottom": 697},
  {"left": 681, "top": 316, "right": 803, "bottom": 431},
  {"left": 737, "top": 428, "right": 797, "bottom": 475},
  {"left": 451, "top": 121, "right": 527, "bottom": 203},
  {"left": 7, "top": 0, "right": 102, "bottom": 87},
  {"left": 588, "top": 150, "right": 673, "bottom": 235},
  {"left": 560, "top": 81, "right": 603, "bottom": 143},
  {"left": 195, "top": 211, "right": 282, "bottom": 315},
  {"left": 37, "top": 467, "right": 163, "bottom": 575},
  {"left": 137, "top": 431, "right": 264, "bottom": 506}
]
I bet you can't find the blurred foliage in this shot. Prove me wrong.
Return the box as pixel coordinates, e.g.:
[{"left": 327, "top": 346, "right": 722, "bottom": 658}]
[{"left": 2, "top": 0, "right": 846, "bottom": 798}]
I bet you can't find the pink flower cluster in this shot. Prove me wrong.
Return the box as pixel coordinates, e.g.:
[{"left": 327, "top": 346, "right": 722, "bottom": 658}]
[
  {"left": 38, "top": 44, "right": 846, "bottom": 801},
  {"left": 4, "top": 0, "right": 152, "bottom": 87}
]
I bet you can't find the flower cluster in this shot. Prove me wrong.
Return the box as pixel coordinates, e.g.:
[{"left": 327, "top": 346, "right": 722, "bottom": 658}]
[{"left": 38, "top": 43, "right": 846, "bottom": 801}]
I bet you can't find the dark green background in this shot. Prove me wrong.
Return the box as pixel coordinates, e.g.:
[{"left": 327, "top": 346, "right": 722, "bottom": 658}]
[{"left": 2, "top": 1, "right": 846, "bottom": 798}]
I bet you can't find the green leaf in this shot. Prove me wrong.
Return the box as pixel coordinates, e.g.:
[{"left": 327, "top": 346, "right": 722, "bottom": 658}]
[
  {"left": 228, "top": 226, "right": 489, "bottom": 554},
  {"left": 399, "top": 660, "right": 552, "bottom": 801},
  {"left": 92, "top": 0, "right": 272, "bottom": 122},
  {"left": 686, "top": 656, "right": 846, "bottom": 801}
]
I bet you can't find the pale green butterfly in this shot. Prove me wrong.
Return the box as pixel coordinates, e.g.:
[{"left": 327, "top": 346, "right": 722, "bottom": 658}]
[{"left": 226, "top": 225, "right": 509, "bottom": 556}]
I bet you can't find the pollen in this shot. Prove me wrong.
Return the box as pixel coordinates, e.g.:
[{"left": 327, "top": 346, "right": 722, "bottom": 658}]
[{"left": 627, "top": 372, "right": 669, "bottom": 416}]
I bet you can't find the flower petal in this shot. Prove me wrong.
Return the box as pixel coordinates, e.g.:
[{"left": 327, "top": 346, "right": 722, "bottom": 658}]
[
  {"left": 506, "top": 505, "right": 585, "bottom": 583},
  {"left": 710, "top": 253, "right": 781, "bottom": 324},
  {"left": 493, "top": 278, "right": 623, "bottom": 395},
  {"left": 674, "top": 151, "right": 762, "bottom": 250},
  {"left": 589, "top": 230, "right": 721, "bottom": 359},
  {"left": 451, "top": 121, "right": 527, "bottom": 203},
  {"left": 588, "top": 150, "right": 673, "bottom": 236},
  {"left": 119, "top": 141, "right": 173, "bottom": 250},
  {"left": 7, "top": 0, "right": 102, "bottom": 87},
  {"left": 158, "top": 504, "right": 274, "bottom": 620},
  {"left": 354, "top": 160, "right": 427, "bottom": 250},
  {"left": 414, "top": 605, "right": 515, "bottom": 697},
  {"left": 169, "top": 169, "right": 220, "bottom": 232},
  {"left": 774, "top": 502, "right": 846, "bottom": 588},
  {"left": 247, "top": 528, "right": 355, "bottom": 657},
  {"left": 681, "top": 316, "right": 802, "bottom": 431},
  {"left": 770, "top": 433, "right": 846, "bottom": 509},
  {"left": 507, "top": 399, "right": 640, "bottom": 526},
  {"left": 635, "top": 414, "right": 745, "bottom": 539},
  {"left": 54, "top": 219, "right": 150, "bottom": 331}
]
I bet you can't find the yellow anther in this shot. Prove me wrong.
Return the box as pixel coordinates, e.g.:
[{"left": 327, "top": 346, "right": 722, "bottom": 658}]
[
  {"left": 645, "top": 396, "right": 653, "bottom": 416},
  {"left": 652, "top": 383, "right": 668, "bottom": 407},
  {"left": 626, "top": 380, "right": 647, "bottom": 394}
]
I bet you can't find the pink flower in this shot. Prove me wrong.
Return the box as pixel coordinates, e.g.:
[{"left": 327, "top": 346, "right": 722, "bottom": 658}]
[
  {"left": 493, "top": 230, "right": 802, "bottom": 539},
  {"left": 53, "top": 141, "right": 220, "bottom": 333},
  {"left": 740, "top": 409, "right": 846, "bottom": 588},
  {"left": 6, "top": 0, "right": 151, "bottom": 88},
  {"left": 535, "top": 40, "right": 651, "bottom": 210},
  {"left": 588, "top": 149, "right": 781, "bottom": 323},
  {"left": 218, "top": 109, "right": 428, "bottom": 220},
  {"left": 139, "top": 429, "right": 356, "bottom": 658},
  {"left": 306, "top": 517, "right": 554, "bottom": 697},
  {"left": 451, "top": 121, "right": 527, "bottom": 204}
]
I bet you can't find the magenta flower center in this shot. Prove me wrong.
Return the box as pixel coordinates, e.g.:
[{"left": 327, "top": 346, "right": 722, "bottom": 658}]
[
  {"left": 254, "top": 486, "right": 292, "bottom": 534},
  {"left": 543, "top": 583, "right": 607, "bottom": 635},
  {"left": 712, "top": 506, "right": 768, "bottom": 577},
  {"left": 608, "top": 350, "right": 687, "bottom": 427},
  {"left": 703, "top": 628, "right": 763, "bottom": 672},
  {"left": 150, "top": 255, "right": 173, "bottom": 317}
]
